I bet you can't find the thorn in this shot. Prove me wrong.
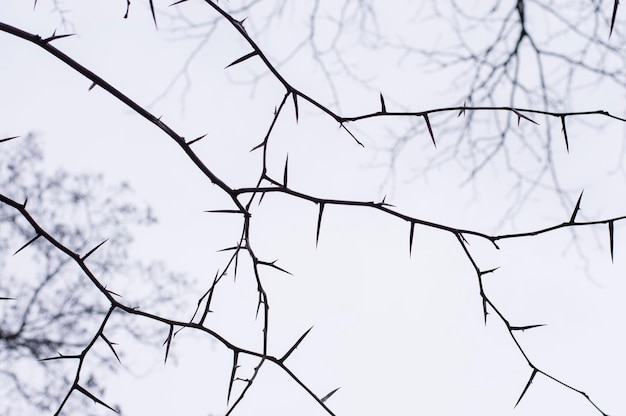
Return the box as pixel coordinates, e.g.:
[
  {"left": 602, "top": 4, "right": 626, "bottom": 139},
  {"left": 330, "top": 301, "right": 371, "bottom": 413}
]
[
  {"left": 316, "top": 203, "right": 325, "bottom": 247},
  {"left": 42, "top": 32, "right": 74, "bottom": 43},
  {"left": 561, "top": 116, "right": 569, "bottom": 153},
  {"left": 281, "top": 326, "right": 314, "bottom": 362},
  {"left": 482, "top": 298, "right": 488, "bottom": 325},
  {"left": 163, "top": 325, "right": 174, "bottom": 364},
  {"left": 101, "top": 334, "right": 121, "bottom": 363},
  {"left": 379, "top": 93, "right": 386, "bottom": 113},
  {"left": 510, "top": 324, "right": 545, "bottom": 331},
  {"left": 257, "top": 190, "right": 266, "bottom": 206},
  {"left": 187, "top": 134, "right": 207, "bottom": 146},
  {"left": 515, "top": 369, "right": 538, "bottom": 407},
  {"left": 39, "top": 352, "right": 79, "bottom": 361},
  {"left": 0, "top": 136, "right": 20, "bottom": 144},
  {"left": 512, "top": 109, "right": 538, "bottom": 126},
  {"left": 409, "top": 222, "right": 415, "bottom": 256},
  {"left": 283, "top": 155, "right": 289, "bottom": 187},
  {"left": 259, "top": 260, "right": 292, "bottom": 275},
  {"left": 227, "top": 352, "right": 239, "bottom": 404},
  {"left": 321, "top": 387, "right": 340, "bottom": 403},
  {"left": 609, "top": 221, "right": 615, "bottom": 263},
  {"left": 292, "top": 92, "right": 299, "bottom": 122},
  {"left": 610, "top": 0, "right": 619, "bottom": 37},
  {"left": 569, "top": 191, "right": 584, "bottom": 223},
  {"left": 82, "top": 239, "right": 108, "bottom": 261},
  {"left": 458, "top": 100, "right": 466, "bottom": 117},
  {"left": 13, "top": 234, "right": 41, "bottom": 256},
  {"left": 217, "top": 245, "right": 240, "bottom": 252},
  {"left": 105, "top": 287, "right": 122, "bottom": 297},
  {"left": 340, "top": 123, "right": 364, "bottom": 147},
  {"left": 479, "top": 267, "right": 499, "bottom": 276},
  {"left": 148, "top": 0, "right": 158, "bottom": 29},
  {"left": 75, "top": 384, "right": 120, "bottom": 413},
  {"left": 234, "top": 17, "right": 248, "bottom": 34},
  {"left": 204, "top": 209, "right": 243, "bottom": 214},
  {"left": 225, "top": 51, "right": 257, "bottom": 69},
  {"left": 423, "top": 114, "right": 436, "bottom": 147},
  {"left": 249, "top": 141, "right": 265, "bottom": 152},
  {"left": 378, "top": 195, "right": 394, "bottom": 207}
]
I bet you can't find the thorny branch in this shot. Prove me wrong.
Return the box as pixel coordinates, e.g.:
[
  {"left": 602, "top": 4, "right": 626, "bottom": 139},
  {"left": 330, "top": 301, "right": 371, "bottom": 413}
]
[
  {"left": 377, "top": 0, "right": 626, "bottom": 222},
  {"left": 0, "top": 1, "right": 623, "bottom": 414}
]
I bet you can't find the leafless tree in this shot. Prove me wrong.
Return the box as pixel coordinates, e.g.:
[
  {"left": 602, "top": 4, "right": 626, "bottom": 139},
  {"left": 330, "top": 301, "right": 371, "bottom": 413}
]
[
  {"left": 0, "top": 135, "right": 185, "bottom": 414},
  {"left": 155, "top": 1, "right": 626, "bottom": 220}
]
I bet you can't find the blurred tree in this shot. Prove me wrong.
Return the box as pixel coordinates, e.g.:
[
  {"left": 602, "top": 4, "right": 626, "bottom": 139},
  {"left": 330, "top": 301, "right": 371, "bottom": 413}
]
[
  {"left": 157, "top": 0, "right": 626, "bottom": 221},
  {"left": 0, "top": 135, "right": 184, "bottom": 414}
]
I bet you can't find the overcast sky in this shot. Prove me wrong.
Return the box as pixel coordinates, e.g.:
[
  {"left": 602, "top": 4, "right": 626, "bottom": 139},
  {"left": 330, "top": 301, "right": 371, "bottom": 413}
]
[{"left": 1, "top": 1, "right": 625, "bottom": 415}]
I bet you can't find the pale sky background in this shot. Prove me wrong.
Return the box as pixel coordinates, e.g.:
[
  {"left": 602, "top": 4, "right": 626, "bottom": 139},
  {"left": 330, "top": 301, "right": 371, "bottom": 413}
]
[{"left": 1, "top": 1, "right": 625, "bottom": 415}]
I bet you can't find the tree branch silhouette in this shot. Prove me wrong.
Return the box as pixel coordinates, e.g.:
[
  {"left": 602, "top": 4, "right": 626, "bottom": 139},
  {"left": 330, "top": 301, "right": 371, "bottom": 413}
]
[
  {"left": 0, "top": 136, "right": 188, "bottom": 414},
  {"left": 0, "top": 1, "right": 623, "bottom": 414}
]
